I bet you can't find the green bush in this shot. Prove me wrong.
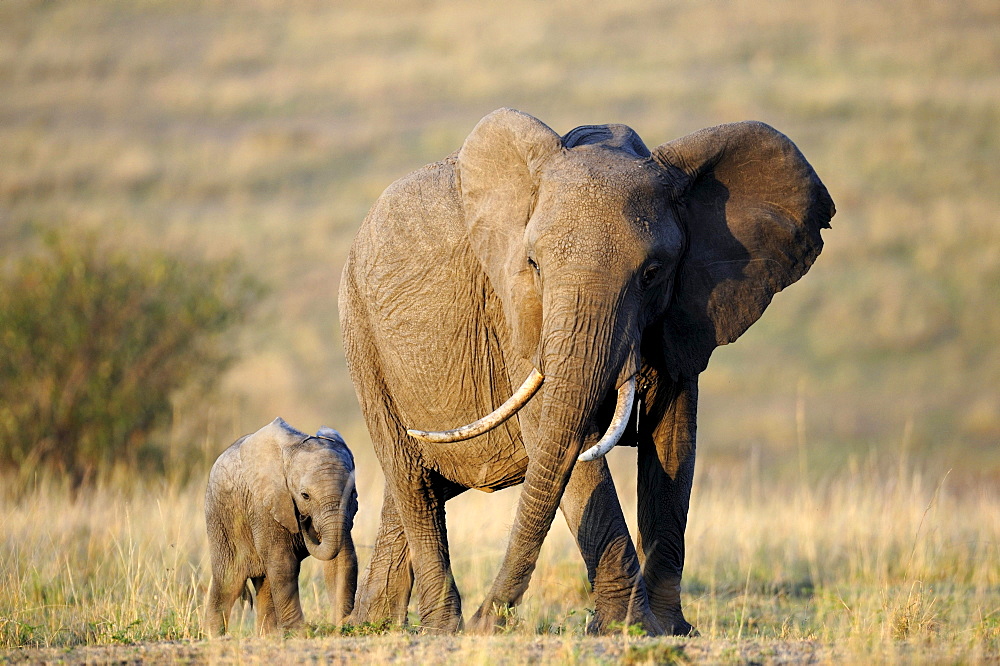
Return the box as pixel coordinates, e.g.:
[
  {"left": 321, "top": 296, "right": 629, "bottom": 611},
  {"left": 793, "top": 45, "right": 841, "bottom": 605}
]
[{"left": 0, "top": 230, "right": 264, "bottom": 488}]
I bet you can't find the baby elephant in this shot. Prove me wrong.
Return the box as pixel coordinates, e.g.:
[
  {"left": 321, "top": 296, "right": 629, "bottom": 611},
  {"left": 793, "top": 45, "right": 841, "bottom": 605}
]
[{"left": 204, "top": 417, "right": 358, "bottom": 636}]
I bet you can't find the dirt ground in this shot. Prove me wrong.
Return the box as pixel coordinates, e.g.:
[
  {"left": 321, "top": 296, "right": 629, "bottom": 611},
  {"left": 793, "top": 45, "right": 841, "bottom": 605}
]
[{"left": 0, "top": 635, "right": 905, "bottom": 666}]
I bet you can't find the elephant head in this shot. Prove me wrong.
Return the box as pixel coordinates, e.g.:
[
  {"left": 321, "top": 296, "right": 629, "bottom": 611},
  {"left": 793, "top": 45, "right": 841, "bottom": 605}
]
[
  {"left": 408, "top": 109, "right": 833, "bottom": 614},
  {"left": 243, "top": 418, "right": 358, "bottom": 561}
]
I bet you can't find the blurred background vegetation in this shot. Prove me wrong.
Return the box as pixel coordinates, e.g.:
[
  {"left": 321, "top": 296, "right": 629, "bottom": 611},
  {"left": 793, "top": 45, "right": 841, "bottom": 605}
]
[
  {"left": 0, "top": 230, "right": 262, "bottom": 490},
  {"left": 1, "top": 0, "right": 997, "bottom": 487}
]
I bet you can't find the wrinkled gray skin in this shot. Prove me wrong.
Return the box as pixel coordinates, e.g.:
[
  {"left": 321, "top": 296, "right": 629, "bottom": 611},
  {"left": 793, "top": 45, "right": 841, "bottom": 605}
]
[
  {"left": 339, "top": 109, "right": 834, "bottom": 635},
  {"left": 204, "top": 418, "right": 358, "bottom": 636}
]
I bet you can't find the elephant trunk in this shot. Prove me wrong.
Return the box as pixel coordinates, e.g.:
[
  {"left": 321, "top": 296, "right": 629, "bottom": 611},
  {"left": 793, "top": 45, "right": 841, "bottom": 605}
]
[
  {"left": 478, "top": 276, "right": 637, "bottom": 614},
  {"left": 303, "top": 508, "right": 345, "bottom": 561}
]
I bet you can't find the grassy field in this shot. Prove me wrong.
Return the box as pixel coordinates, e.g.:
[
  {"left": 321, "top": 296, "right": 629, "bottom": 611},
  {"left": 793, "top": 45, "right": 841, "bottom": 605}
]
[
  {"left": 2, "top": 457, "right": 998, "bottom": 662},
  {"left": 1, "top": 0, "right": 999, "bottom": 662}
]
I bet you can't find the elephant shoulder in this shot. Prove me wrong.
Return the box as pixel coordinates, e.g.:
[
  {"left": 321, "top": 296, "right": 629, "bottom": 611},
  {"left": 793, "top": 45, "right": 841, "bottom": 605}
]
[
  {"left": 367, "top": 154, "right": 463, "bottom": 239},
  {"left": 348, "top": 153, "right": 468, "bottom": 290},
  {"left": 206, "top": 435, "right": 249, "bottom": 497}
]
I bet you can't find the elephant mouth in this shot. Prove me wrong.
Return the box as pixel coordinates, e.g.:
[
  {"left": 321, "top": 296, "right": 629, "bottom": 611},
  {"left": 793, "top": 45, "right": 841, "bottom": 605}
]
[{"left": 298, "top": 514, "right": 322, "bottom": 545}]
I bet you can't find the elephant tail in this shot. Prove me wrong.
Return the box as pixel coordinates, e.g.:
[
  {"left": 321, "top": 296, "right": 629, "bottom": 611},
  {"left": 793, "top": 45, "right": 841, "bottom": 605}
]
[{"left": 240, "top": 580, "right": 254, "bottom": 609}]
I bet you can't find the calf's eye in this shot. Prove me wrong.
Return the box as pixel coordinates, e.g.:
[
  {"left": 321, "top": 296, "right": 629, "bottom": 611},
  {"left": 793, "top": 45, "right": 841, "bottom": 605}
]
[{"left": 301, "top": 492, "right": 311, "bottom": 501}]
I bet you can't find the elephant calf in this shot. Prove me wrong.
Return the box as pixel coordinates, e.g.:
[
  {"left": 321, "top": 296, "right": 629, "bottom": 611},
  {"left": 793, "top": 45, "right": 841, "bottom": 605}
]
[{"left": 204, "top": 417, "right": 358, "bottom": 637}]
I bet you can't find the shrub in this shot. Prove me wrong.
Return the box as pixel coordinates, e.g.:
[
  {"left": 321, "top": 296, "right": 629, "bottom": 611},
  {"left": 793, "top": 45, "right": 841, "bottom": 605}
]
[{"left": 0, "top": 230, "right": 264, "bottom": 489}]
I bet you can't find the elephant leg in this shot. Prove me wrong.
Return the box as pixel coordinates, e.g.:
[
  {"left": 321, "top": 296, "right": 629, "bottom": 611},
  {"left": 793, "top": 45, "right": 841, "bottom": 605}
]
[
  {"left": 350, "top": 485, "right": 414, "bottom": 626},
  {"left": 323, "top": 534, "right": 359, "bottom": 625},
  {"left": 560, "top": 457, "right": 663, "bottom": 636},
  {"left": 263, "top": 556, "right": 304, "bottom": 632},
  {"left": 390, "top": 467, "right": 463, "bottom": 632},
  {"left": 205, "top": 562, "right": 246, "bottom": 637},
  {"left": 251, "top": 576, "right": 278, "bottom": 635},
  {"left": 341, "top": 290, "right": 465, "bottom": 631},
  {"left": 341, "top": 294, "right": 440, "bottom": 628},
  {"left": 637, "top": 375, "right": 697, "bottom": 636},
  {"left": 352, "top": 480, "right": 470, "bottom": 628}
]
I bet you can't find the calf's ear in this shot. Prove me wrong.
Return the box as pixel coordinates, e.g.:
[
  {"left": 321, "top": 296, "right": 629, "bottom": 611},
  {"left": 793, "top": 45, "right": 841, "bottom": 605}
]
[{"left": 241, "top": 418, "right": 302, "bottom": 534}]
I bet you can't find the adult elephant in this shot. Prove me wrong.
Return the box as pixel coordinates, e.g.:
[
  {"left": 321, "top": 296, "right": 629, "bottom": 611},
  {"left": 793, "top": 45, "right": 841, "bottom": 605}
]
[{"left": 339, "top": 108, "right": 833, "bottom": 635}]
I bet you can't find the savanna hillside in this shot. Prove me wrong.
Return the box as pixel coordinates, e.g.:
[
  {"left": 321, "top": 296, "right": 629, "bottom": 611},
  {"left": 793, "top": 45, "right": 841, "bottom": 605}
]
[{"left": 1, "top": 0, "right": 998, "bottom": 662}]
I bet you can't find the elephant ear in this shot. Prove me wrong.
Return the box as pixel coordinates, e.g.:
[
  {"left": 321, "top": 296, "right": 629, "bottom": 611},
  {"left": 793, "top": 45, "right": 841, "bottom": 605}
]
[
  {"left": 240, "top": 417, "right": 303, "bottom": 534},
  {"left": 316, "top": 426, "right": 354, "bottom": 472},
  {"left": 653, "top": 121, "right": 835, "bottom": 377},
  {"left": 457, "top": 108, "right": 563, "bottom": 359}
]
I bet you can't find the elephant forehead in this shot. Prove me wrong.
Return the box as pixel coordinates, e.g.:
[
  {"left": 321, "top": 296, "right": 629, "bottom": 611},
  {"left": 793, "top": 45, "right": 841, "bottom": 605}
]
[
  {"left": 293, "top": 447, "right": 350, "bottom": 477},
  {"left": 532, "top": 159, "right": 667, "bottom": 265}
]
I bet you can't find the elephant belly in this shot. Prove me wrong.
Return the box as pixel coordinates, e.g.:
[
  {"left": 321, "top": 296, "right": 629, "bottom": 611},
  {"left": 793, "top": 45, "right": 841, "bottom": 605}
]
[
  {"left": 425, "top": 428, "right": 529, "bottom": 493},
  {"left": 345, "top": 157, "right": 535, "bottom": 493}
]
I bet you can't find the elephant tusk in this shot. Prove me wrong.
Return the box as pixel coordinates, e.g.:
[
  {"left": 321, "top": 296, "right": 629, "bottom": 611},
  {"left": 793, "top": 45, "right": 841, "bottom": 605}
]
[
  {"left": 407, "top": 368, "right": 544, "bottom": 443},
  {"left": 577, "top": 375, "right": 636, "bottom": 462}
]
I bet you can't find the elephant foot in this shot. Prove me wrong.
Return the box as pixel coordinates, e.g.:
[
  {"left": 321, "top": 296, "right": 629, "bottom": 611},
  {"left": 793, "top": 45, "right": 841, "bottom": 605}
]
[
  {"left": 648, "top": 577, "right": 698, "bottom": 636},
  {"left": 254, "top": 618, "right": 304, "bottom": 638},
  {"left": 467, "top": 602, "right": 518, "bottom": 635},
  {"left": 412, "top": 597, "right": 464, "bottom": 634},
  {"left": 585, "top": 606, "right": 664, "bottom": 637},
  {"left": 659, "top": 613, "right": 697, "bottom": 637},
  {"left": 203, "top": 619, "right": 226, "bottom": 639},
  {"left": 347, "top": 581, "right": 411, "bottom": 629},
  {"left": 417, "top": 621, "right": 463, "bottom": 635},
  {"left": 343, "top": 605, "right": 390, "bottom": 629},
  {"left": 279, "top": 623, "right": 306, "bottom": 639},
  {"left": 342, "top": 610, "right": 407, "bottom": 632},
  {"left": 413, "top": 611, "right": 463, "bottom": 634}
]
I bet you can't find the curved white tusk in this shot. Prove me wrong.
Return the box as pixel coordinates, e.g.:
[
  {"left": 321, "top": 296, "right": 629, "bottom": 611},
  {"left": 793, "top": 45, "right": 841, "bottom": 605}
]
[
  {"left": 407, "top": 369, "right": 544, "bottom": 443},
  {"left": 577, "top": 375, "right": 636, "bottom": 462}
]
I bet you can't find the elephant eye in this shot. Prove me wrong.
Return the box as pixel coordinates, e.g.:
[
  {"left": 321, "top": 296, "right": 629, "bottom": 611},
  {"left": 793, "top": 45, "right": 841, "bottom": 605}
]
[
  {"left": 300, "top": 492, "right": 311, "bottom": 501},
  {"left": 527, "top": 257, "right": 540, "bottom": 275},
  {"left": 642, "top": 263, "right": 662, "bottom": 286}
]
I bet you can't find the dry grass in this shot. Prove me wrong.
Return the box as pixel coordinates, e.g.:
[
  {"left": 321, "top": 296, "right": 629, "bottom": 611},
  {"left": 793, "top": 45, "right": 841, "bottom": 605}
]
[{"left": 2, "top": 455, "right": 997, "bottom": 662}]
